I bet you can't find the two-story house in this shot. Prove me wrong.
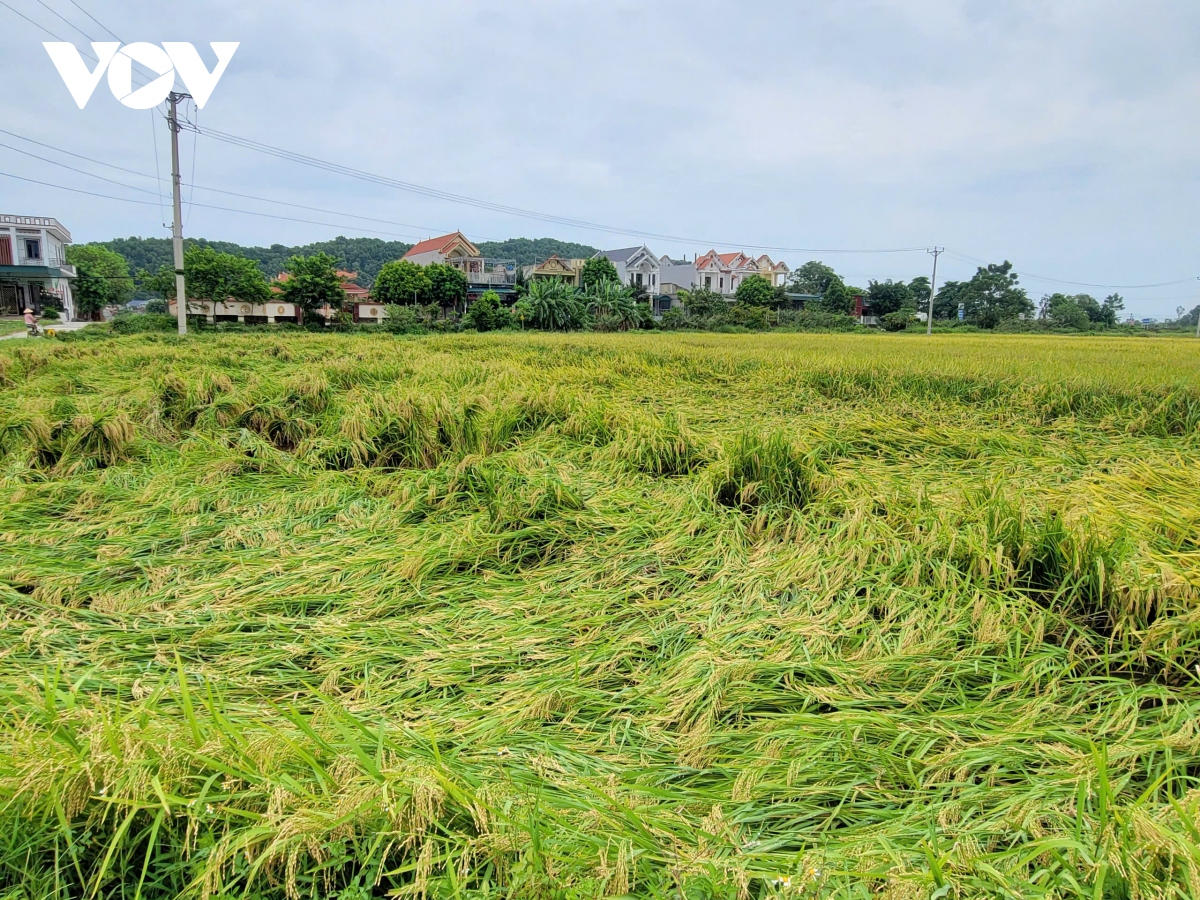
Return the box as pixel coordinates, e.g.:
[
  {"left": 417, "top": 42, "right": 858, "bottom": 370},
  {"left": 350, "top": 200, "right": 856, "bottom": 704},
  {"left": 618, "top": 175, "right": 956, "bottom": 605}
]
[
  {"left": 0, "top": 214, "right": 76, "bottom": 319},
  {"left": 403, "top": 231, "right": 517, "bottom": 305},
  {"left": 692, "top": 250, "right": 790, "bottom": 296},
  {"left": 594, "top": 246, "right": 662, "bottom": 294},
  {"left": 524, "top": 255, "right": 586, "bottom": 288}
]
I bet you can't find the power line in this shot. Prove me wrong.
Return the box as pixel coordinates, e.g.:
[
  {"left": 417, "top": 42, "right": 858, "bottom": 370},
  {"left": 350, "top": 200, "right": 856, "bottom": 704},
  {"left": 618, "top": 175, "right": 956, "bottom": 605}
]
[
  {"left": 0, "top": 135, "right": 449, "bottom": 235},
  {"left": 34, "top": 0, "right": 97, "bottom": 42},
  {"left": 64, "top": 0, "right": 121, "bottom": 41},
  {"left": 183, "top": 121, "right": 929, "bottom": 256},
  {"left": 0, "top": 170, "right": 434, "bottom": 240},
  {"left": 944, "top": 249, "right": 1196, "bottom": 291}
]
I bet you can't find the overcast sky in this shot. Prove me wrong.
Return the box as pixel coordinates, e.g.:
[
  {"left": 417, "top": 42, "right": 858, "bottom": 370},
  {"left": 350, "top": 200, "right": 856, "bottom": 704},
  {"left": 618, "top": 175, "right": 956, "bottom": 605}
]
[{"left": 3, "top": 0, "right": 1198, "bottom": 317}]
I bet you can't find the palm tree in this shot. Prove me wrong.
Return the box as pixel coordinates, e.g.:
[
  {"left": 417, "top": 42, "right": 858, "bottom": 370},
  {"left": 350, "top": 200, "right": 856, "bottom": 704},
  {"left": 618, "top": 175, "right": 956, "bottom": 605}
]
[
  {"left": 526, "top": 279, "right": 585, "bottom": 331},
  {"left": 585, "top": 281, "right": 637, "bottom": 331}
]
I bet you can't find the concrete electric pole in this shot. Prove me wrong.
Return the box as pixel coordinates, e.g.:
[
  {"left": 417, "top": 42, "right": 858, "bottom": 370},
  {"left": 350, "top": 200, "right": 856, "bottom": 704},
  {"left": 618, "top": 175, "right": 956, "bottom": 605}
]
[
  {"left": 167, "top": 92, "right": 191, "bottom": 335},
  {"left": 926, "top": 247, "right": 944, "bottom": 335}
]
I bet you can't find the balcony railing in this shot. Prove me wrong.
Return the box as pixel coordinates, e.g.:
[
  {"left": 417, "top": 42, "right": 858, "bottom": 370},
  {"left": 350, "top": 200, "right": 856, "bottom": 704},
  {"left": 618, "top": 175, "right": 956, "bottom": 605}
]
[
  {"left": 0, "top": 214, "right": 71, "bottom": 241},
  {"left": 448, "top": 258, "right": 518, "bottom": 286}
]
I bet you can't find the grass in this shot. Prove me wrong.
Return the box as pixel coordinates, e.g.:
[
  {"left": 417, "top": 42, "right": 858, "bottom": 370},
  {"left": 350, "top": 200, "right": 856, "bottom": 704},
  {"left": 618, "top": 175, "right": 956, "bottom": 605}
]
[
  {"left": 0, "top": 320, "right": 28, "bottom": 337},
  {"left": 0, "top": 330, "right": 1198, "bottom": 899}
]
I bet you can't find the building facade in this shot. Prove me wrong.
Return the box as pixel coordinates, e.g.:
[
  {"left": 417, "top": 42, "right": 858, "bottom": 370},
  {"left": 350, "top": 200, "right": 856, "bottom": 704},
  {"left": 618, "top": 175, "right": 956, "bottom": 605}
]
[
  {"left": 404, "top": 231, "right": 517, "bottom": 303},
  {"left": 524, "top": 255, "right": 586, "bottom": 288},
  {"left": 692, "top": 250, "right": 790, "bottom": 296},
  {"left": 595, "top": 246, "right": 661, "bottom": 293},
  {"left": 0, "top": 214, "right": 76, "bottom": 319}
]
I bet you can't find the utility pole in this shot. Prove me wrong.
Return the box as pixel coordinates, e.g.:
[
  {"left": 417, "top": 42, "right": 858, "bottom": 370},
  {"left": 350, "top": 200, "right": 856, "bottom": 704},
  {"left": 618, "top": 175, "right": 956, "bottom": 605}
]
[
  {"left": 926, "top": 247, "right": 943, "bottom": 335},
  {"left": 167, "top": 92, "right": 191, "bottom": 335}
]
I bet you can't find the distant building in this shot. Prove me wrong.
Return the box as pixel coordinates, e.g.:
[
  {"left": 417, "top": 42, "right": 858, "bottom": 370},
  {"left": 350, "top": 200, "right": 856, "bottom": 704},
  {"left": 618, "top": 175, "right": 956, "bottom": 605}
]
[
  {"left": 594, "top": 246, "right": 661, "bottom": 293},
  {"left": 659, "top": 255, "right": 698, "bottom": 296},
  {"left": 525, "top": 255, "right": 586, "bottom": 288},
  {"left": 693, "top": 250, "right": 790, "bottom": 296},
  {"left": 0, "top": 214, "right": 76, "bottom": 320},
  {"left": 404, "top": 231, "right": 517, "bottom": 303}
]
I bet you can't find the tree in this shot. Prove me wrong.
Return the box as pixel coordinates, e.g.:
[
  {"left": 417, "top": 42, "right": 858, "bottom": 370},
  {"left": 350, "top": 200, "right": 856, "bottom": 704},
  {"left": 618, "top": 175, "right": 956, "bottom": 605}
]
[
  {"left": 789, "top": 260, "right": 839, "bottom": 295},
  {"left": 66, "top": 245, "right": 135, "bottom": 319},
  {"left": 735, "top": 274, "right": 775, "bottom": 307},
  {"left": 1043, "top": 294, "right": 1090, "bottom": 330},
  {"left": 933, "top": 280, "right": 968, "bottom": 320},
  {"left": 815, "top": 277, "right": 854, "bottom": 315},
  {"left": 954, "top": 262, "right": 1033, "bottom": 328},
  {"left": 525, "top": 279, "right": 586, "bottom": 331},
  {"left": 462, "top": 290, "right": 511, "bottom": 332},
  {"left": 867, "top": 279, "right": 914, "bottom": 317},
  {"left": 1101, "top": 293, "right": 1125, "bottom": 327},
  {"left": 373, "top": 259, "right": 431, "bottom": 306},
  {"left": 278, "top": 253, "right": 346, "bottom": 319},
  {"left": 581, "top": 256, "right": 619, "bottom": 290},
  {"left": 679, "top": 287, "right": 725, "bottom": 320},
  {"left": 145, "top": 298, "right": 168, "bottom": 314},
  {"left": 143, "top": 246, "right": 271, "bottom": 308},
  {"left": 425, "top": 263, "right": 468, "bottom": 311},
  {"left": 908, "top": 276, "right": 931, "bottom": 308},
  {"left": 585, "top": 281, "right": 638, "bottom": 331}
]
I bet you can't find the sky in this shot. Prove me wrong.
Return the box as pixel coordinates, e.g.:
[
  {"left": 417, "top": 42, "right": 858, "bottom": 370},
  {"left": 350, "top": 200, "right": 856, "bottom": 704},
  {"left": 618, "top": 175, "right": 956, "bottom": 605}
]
[{"left": 1, "top": 0, "right": 1198, "bottom": 319}]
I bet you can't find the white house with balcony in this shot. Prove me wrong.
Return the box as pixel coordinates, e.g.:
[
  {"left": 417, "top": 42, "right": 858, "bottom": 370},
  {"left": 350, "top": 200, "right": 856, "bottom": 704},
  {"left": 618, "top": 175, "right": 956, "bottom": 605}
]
[
  {"left": 0, "top": 214, "right": 76, "bottom": 319},
  {"left": 595, "top": 246, "right": 662, "bottom": 294},
  {"left": 403, "top": 231, "right": 517, "bottom": 304}
]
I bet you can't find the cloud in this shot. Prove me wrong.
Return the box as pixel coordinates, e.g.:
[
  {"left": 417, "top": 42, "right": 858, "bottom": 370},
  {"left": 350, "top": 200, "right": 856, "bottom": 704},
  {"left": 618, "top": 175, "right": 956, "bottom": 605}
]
[{"left": 0, "top": 0, "right": 1197, "bottom": 316}]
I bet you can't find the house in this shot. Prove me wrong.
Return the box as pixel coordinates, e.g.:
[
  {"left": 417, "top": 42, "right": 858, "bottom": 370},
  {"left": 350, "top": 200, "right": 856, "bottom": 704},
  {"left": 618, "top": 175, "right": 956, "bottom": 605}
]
[
  {"left": 404, "top": 231, "right": 517, "bottom": 304},
  {"left": 525, "top": 255, "right": 586, "bottom": 288},
  {"left": 594, "top": 246, "right": 661, "bottom": 293},
  {"left": 692, "top": 250, "right": 791, "bottom": 297},
  {"left": 659, "top": 255, "right": 697, "bottom": 297},
  {"left": 0, "top": 214, "right": 76, "bottom": 320}
]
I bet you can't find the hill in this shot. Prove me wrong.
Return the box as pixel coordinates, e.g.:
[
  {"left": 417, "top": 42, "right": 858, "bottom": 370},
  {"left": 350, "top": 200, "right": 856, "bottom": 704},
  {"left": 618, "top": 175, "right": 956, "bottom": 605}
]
[
  {"left": 476, "top": 237, "right": 599, "bottom": 266},
  {"left": 97, "top": 236, "right": 601, "bottom": 288}
]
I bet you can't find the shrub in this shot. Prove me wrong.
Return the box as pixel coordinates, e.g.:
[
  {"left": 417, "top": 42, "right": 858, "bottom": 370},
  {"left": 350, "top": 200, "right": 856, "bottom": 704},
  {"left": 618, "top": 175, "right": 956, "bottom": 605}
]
[
  {"left": 660, "top": 308, "right": 686, "bottom": 330},
  {"left": 462, "top": 291, "right": 513, "bottom": 332},
  {"left": 725, "top": 304, "right": 770, "bottom": 330},
  {"left": 881, "top": 310, "right": 915, "bottom": 332},
  {"left": 776, "top": 309, "right": 860, "bottom": 332},
  {"left": 145, "top": 298, "right": 168, "bottom": 315},
  {"left": 382, "top": 304, "right": 427, "bottom": 335},
  {"left": 40, "top": 308, "right": 60, "bottom": 322},
  {"left": 110, "top": 313, "right": 178, "bottom": 335}
]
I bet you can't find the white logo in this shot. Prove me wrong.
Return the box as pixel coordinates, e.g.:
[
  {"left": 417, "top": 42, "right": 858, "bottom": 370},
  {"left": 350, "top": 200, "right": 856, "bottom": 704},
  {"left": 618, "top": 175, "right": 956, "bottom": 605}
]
[{"left": 43, "top": 42, "right": 239, "bottom": 109}]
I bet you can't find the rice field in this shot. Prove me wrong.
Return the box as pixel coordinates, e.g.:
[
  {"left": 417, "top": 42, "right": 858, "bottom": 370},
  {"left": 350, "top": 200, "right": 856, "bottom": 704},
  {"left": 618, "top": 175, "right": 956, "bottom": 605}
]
[{"left": 1, "top": 330, "right": 1199, "bottom": 900}]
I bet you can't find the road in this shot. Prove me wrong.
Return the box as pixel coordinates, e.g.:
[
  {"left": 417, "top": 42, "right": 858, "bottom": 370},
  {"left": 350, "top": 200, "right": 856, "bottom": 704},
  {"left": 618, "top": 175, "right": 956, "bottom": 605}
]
[{"left": 0, "top": 321, "right": 92, "bottom": 340}]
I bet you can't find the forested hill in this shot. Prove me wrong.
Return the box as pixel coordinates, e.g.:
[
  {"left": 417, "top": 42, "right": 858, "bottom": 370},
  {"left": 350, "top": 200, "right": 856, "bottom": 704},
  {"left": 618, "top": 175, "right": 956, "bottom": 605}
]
[
  {"left": 98, "top": 236, "right": 600, "bottom": 287},
  {"left": 476, "top": 238, "right": 598, "bottom": 266}
]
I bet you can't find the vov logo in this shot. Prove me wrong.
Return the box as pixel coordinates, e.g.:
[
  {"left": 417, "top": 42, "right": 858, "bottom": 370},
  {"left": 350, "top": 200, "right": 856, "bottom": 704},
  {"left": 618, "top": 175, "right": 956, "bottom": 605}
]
[{"left": 44, "top": 42, "right": 239, "bottom": 110}]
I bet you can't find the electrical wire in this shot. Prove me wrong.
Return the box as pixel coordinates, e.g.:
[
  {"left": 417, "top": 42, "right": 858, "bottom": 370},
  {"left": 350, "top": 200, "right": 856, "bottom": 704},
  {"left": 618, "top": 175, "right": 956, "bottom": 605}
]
[
  {"left": 0, "top": 170, "right": 433, "bottom": 240},
  {"left": 34, "top": 0, "right": 96, "bottom": 41},
  {"left": 65, "top": 0, "right": 120, "bottom": 41},
  {"left": 0, "top": 135, "right": 454, "bottom": 234},
  {"left": 182, "top": 122, "right": 929, "bottom": 255},
  {"left": 944, "top": 249, "right": 1197, "bottom": 291}
]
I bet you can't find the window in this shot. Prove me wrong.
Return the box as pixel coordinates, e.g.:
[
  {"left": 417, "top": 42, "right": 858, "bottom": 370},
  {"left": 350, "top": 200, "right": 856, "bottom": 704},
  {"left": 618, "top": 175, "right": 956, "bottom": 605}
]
[
  {"left": 24, "top": 239, "right": 41, "bottom": 260},
  {"left": 704, "top": 276, "right": 711, "bottom": 289},
  {"left": 636, "top": 273, "right": 643, "bottom": 287}
]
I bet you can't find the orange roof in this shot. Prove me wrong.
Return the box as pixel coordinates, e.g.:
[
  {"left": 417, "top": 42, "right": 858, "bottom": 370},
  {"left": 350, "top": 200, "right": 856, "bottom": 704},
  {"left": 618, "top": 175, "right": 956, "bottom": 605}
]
[
  {"left": 404, "top": 231, "right": 475, "bottom": 259},
  {"left": 718, "top": 252, "right": 743, "bottom": 267}
]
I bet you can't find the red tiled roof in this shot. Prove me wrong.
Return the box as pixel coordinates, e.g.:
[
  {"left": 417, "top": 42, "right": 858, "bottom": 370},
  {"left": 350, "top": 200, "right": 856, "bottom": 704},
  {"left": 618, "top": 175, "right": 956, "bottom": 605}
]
[
  {"left": 718, "top": 252, "right": 742, "bottom": 266},
  {"left": 404, "top": 231, "right": 474, "bottom": 259}
]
